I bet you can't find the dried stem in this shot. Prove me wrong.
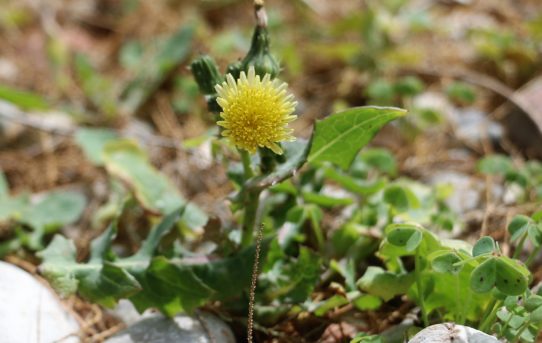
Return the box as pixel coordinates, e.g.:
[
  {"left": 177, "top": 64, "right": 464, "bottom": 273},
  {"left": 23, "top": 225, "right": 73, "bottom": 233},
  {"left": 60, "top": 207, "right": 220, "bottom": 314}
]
[{"left": 247, "top": 223, "right": 265, "bottom": 343}]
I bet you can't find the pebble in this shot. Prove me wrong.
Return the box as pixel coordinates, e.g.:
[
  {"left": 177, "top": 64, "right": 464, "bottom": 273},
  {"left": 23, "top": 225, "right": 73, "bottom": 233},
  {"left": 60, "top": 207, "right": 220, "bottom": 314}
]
[{"left": 105, "top": 311, "right": 236, "bottom": 343}]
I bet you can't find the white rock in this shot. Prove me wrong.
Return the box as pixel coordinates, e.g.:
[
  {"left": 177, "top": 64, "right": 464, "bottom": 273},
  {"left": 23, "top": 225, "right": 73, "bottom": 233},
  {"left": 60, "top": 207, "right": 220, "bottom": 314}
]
[
  {"left": 0, "top": 261, "right": 80, "bottom": 343},
  {"left": 408, "top": 323, "right": 499, "bottom": 343},
  {"left": 427, "top": 171, "right": 482, "bottom": 214},
  {"left": 106, "top": 312, "right": 235, "bottom": 343}
]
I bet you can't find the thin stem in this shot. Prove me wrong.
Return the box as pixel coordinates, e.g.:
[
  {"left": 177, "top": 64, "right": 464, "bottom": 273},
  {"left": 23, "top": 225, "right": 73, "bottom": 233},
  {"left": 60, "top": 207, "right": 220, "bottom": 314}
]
[
  {"left": 239, "top": 148, "right": 260, "bottom": 248},
  {"left": 247, "top": 224, "right": 265, "bottom": 343},
  {"left": 512, "top": 233, "right": 528, "bottom": 259},
  {"left": 512, "top": 319, "right": 531, "bottom": 343},
  {"left": 414, "top": 250, "right": 429, "bottom": 327},
  {"left": 499, "top": 309, "right": 513, "bottom": 337},
  {"left": 240, "top": 149, "right": 254, "bottom": 179},
  {"left": 525, "top": 244, "right": 542, "bottom": 267},
  {"left": 479, "top": 299, "right": 502, "bottom": 333},
  {"left": 241, "top": 190, "right": 260, "bottom": 248}
]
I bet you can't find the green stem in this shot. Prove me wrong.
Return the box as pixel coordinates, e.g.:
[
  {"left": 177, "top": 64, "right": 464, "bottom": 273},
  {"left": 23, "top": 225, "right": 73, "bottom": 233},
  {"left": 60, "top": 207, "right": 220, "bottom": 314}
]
[
  {"left": 512, "top": 319, "right": 531, "bottom": 343},
  {"left": 479, "top": 298, "right": 502, "bottom": 333},
  {"left": 499, "top": 310, "right": 513, "bottom": 337},
  {"left": 525, "top": 244, "right": 542, "bottom": 267},
  {"left": 241, "top": 190, "right": 261, "bottom": 248},
  {"left": 238, "top": 149, "right": 261, "bottom": 248},
  {"left": 415, "top": 249, "right": 429, "bottom": 327},
  {"left": 240, "top": 149, "right": 254, "bottom": 179},
  {"left": 513, "top": 233, "right": 528, "bottom": 260}
]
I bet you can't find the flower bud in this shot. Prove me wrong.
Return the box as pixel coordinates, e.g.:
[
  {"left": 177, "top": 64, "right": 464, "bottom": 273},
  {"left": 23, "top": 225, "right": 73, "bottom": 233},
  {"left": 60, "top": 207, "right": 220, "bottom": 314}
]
[
  {"left": 190, "top": 55, "right": 223, "bottom": 95},
  {"left": 240, "top": 26, "right": 280, "bottom": 79}
]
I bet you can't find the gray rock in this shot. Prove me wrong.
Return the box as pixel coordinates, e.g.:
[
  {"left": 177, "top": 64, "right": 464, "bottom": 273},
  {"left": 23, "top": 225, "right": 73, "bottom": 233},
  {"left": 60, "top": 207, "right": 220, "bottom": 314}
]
[
  {"left": 408, "top": 323, "right": 499, "bottom": 343},
  {"left": 105, "top": 312, "right": 235, "bottom": 343},
  {"left": 0, "top": 261, "right": 80, "bottom": 343},
  {"left": 108, "top": 300, "right": 155, "bottom": 327}
]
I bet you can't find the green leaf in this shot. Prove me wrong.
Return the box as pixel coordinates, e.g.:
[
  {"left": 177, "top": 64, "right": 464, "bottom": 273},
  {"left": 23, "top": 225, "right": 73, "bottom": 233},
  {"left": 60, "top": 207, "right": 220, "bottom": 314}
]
[
  {"left": 470, "top": 258, "right": 496, "bottom": 293},
  {"left": 477, "top": 155, "right": 514, "bottom": 176},
  {"left": 23, "top": 191, "right": 86, "bottom": 249},
  {"left": 301, "top": 191, "right": 354, "bottom": 208},
  {"left": 495, "top": 257, "right": 529, "bottom": 296},
  {"left": 74, "top": 54, "right": 118, "bottom": 118},
  {"left": 0, "top": 193, "right": 28, "bottom": 222},
  {"left": 0, "top": 172, "right": 8, "bottom": 199},
  {"left": 246, "top": 140, "right": 311, "bottom": 191},
  {"left": 102, "top": 139, "right": 207, "bottom": 229},
  {"left": 0, "top": 84, "right": 48, "bottom": 110},
  {"left": 314, "top": 295, "right": 349, "bottom": 316},
  {"left": 120, "top": 25, "right": 194, "bottom": 115},
  {"left": 525, "top": 295, "right": 542, "bottom": 312},
  {"left": 75, "top": 128, "right": 119, "bottom": 165},
  {"left": 508, "top": 215, "right": 531, "bottom": 241},
  {"left": 39, "top": 228, "right": 141, "bottom": 307},
  {"left": 261, "top": 247, "right": 321, "bottom": 303},
  {"left": 383, "top": 185, "right": 410, "bottom": 211},
  {"left": 472, "top": 236, "right": 496, "bottom": 257},
  {"left": 445, "top": 81, "right": 476, "bottom": 104},
  {"left": 146, "top": 257, "right": 214, "bottom": 314},
  {"left": 308, "top": 106, "right": 406, "bottom": 169},
  {"left": 45, "top": 211, "right": 183, "bottom": 310},
  {"left": 357, "top": 266, "right": 414, "bottom": 301},
  {"left": 359, "top": 148, "right": 397, "bottom": 176},
  {"left": 323, "top": 166, "right": 386, "bottom": 196},
  {"left": 352, "top": 294, "right": 382, "bottom": 311},
  {"left": 387, "top": 226, "right": 422, "bottom": 252},
  {"left": 430, "top": 251, "right": 462, "bottom": 274}
]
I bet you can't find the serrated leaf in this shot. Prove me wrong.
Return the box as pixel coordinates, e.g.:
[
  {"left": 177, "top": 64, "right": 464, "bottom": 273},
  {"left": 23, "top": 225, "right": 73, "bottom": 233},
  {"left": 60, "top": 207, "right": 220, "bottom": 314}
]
[
  {"left": 39, "top": 222, "right": 141, "bottom": 307},
  {"left": 146, "top": 257, "right": 214, "bottom": 314},
  {"left": 470, "top": 258, "right": 496, "bottom": 293},
  {"left": 308, "top": 106, "right": 406, "bottom": 169}
]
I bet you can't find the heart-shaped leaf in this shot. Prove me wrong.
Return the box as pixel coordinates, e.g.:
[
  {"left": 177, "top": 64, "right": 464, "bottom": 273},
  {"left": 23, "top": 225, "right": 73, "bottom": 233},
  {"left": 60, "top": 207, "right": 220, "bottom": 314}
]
[
  {"left": 387, "top": 226, "right": 423, "bottom": 252},
  {"left": 495, "top": 257, "right": 529, "bottom": 296},
  {"left": 470, "top": 257, "right": 496, "bottom": 293},
  {"left": 472, "top": 236, "right": 496, "bottom": 257},
  {"left": 431, "top": 251, "right": 462, "bottom": 274}
]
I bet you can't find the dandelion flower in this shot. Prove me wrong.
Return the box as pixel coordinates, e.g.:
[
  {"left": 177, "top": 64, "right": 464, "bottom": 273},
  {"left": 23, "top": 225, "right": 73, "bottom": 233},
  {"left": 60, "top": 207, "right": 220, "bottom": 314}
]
[{"left": 215, "top": 67, "right": 297, "bottom": 155}]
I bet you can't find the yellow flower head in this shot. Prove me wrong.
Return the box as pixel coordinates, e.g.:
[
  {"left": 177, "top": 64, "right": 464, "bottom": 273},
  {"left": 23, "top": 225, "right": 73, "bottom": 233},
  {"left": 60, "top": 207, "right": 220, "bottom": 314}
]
[{"left": 215, "top": 67, "right": 297, "bottom": 155}]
